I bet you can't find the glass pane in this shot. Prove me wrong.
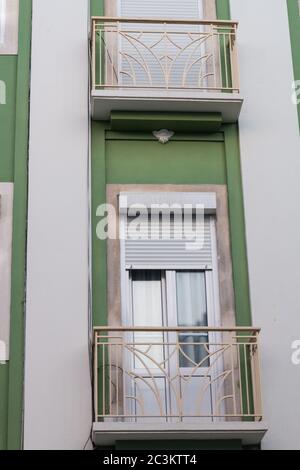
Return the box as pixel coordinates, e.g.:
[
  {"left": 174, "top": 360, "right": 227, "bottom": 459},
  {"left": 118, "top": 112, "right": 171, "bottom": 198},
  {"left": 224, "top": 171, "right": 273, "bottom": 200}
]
[
  {"left": 132, "top": 270, "right": 163, "bottom": 327},
  {"left": 131, "top": 270, "right": 164, "bottom": 368},
  {"left": 176, "top": 272, "right": 207, "bottom": 327},
  {"left": 176, "top": 272, "right": 209, "bottom": 367}
]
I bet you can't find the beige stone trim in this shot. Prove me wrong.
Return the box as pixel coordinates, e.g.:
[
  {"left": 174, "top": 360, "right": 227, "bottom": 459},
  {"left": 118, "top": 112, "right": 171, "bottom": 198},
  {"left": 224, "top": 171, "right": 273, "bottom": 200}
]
[
  {"left": 106, "top": 184, "right": 236, "bottom": 329},
  {"left": 105, "top": 0, "right": 117, "bottom": 16},
  {"left": 203, "top": 0, "right": 217, "bottom": 19}
]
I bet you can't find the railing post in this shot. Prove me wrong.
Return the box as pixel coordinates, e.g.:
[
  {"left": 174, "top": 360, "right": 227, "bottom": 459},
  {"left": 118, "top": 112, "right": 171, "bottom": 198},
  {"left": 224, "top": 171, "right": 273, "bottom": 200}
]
[
  {"left": 93, "top": 329, "right": 98, "bottom": 422},
  {"left": 92, "top": 19, "right": 96, "bottom": 91},
  {"left": 250, "top": 332, "right": 263, "bottom": 421},
  {"left": 230, "top": 23, "right": 240, "bottom": 93}
]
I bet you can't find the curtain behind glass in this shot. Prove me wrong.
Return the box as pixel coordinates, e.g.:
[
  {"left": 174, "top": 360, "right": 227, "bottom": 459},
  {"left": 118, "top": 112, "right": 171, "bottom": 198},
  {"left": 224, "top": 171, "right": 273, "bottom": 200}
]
[
  {"left": 131, "top": 270, "right": 164, "bottom": 368},
  {"left": 176, "top": 272, "right": 209, "bottom": 367}
]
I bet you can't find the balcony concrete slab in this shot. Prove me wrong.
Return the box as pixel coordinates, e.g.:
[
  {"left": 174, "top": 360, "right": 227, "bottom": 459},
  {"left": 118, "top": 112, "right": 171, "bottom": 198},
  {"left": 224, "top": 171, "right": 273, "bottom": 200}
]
[
  {"left": 91, "top": 90, "right": 243, "bottom": 123},
  {"left": 93, "top": 421, "right": 268, "bottom": 447}
]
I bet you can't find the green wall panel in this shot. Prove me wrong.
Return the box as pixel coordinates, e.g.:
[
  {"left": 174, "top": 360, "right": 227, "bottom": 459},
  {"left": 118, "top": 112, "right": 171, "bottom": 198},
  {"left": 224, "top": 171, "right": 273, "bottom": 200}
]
[
  {"left": 224, "top": 125, "right": 251, "bottom": 326},
  {"left": 0, "top": 57, "right": 17, "bottom": 182},
  {"left": 92, "top": 128, "right": 252, "bottom": 329},
  {"left": 91, "top": 0, "right": 104, "bottom": 16},
  {"left": 90, "top": 0, "right": 252, "bottom": 452},
  {"left": 216, "top": 0, "right": 231, "bottom": 20},
  {"left": 92, "top": 127, "right": 251, "bottom": 325},
  {"left": 0, "top": 365, "right": 9, "bottom": 450},
  {"left": 6, "top": 0, "right": 32, "bottom": 449},
  {"left": 106, "top": 140, "right": 226, "bottom": 185},
  {"left": 91, "top": 122, "right": 107, "bottom": 326}
]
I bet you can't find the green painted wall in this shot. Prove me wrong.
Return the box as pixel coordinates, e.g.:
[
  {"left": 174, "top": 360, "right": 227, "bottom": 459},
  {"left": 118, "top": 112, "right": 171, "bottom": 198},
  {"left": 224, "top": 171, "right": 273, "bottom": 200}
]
[
  {"left": 106, "top": 139, "right": 226, "bottom": 185},
  {"left": 0, "top": 0, "right": 32, "bottom": 450},
  {"left": 90, "top": 0, "right": 252, "bottom": 451},
  {"left": 216, "top": 0, "right": 231, "bottom": 20},
  {"left": 287, "top": 0, "right": 300, "bottom": 129},
  {"left": 92, "top": 127, "right": 251, "bottom": 329},
  {"left": 0, "top": 365, "right": 9, "bottom": 449},
  {"left": 91, "top": 0, "right": 104, "bottom": 16}
]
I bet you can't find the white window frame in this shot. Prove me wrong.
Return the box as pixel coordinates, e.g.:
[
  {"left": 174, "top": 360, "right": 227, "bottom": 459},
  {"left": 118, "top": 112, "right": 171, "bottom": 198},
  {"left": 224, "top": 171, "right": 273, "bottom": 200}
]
[
  {"left": 119, "top": 191, "right": 219, "bottom": 325},
  {"left": 119, "top": 192, "right": 224, "bottom": 421}
]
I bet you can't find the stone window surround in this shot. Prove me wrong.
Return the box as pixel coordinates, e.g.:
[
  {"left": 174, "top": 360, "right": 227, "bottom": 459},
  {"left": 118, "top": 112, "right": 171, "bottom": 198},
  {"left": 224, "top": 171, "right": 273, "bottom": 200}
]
[{"left": 107, "top": 184, "right": 236, "bottom": 329}]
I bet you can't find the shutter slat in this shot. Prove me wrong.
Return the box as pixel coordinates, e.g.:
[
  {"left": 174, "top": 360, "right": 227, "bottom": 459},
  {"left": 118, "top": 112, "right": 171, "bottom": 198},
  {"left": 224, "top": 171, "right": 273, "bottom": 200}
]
[
  {"left": 120, "top": 0, "right": 203, "bottom": 19},
  {"left": 125, "top": 215, "right": 213, "bottom": 269}
]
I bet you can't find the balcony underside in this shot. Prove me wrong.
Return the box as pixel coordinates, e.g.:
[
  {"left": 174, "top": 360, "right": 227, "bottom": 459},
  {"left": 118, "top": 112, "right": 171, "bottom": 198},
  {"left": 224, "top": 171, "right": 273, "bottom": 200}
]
[
  {"left": 92, "top": 421, "right": 268, "bottom": 447},
  {"left": 91, "top": 89, "right": 243, "bottom": 124}
]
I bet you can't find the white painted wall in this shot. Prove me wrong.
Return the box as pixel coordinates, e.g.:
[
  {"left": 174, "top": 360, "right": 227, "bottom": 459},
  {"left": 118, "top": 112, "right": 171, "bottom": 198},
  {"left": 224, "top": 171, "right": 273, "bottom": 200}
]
[
  {"left": 230, "top": 0, "right": 300, "bottom": 450},
  {"left": 24, "top": 0, "right": 91, "bottom": 449}
]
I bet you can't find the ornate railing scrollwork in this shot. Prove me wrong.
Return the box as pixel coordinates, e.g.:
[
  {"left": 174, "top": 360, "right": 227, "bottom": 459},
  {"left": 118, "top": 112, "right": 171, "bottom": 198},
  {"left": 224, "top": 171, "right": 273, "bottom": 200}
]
[
  {"left": 91, "top": 17, "right": 240, "bottom": 93},
  {"left": 93, "top": 326, "right": 262, "bottom": 423}
]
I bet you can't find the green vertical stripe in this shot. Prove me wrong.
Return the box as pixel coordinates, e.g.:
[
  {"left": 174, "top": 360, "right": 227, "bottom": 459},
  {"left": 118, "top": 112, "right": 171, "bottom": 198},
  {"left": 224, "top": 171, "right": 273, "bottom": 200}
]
[
  {"left": 216, "top": 0, "right": 231, "bottom": 20},
  {"left": 91, "top": 122, "right": 108, "bottom": 326},
  {"left": 90, "top": 0, "right": 104, "bottom": 16},
  {"left": 0, "top": 365, "right": 9, "bottom": 449},
  {"left": 7, "top": 0, "right": 32, "bottom": 450},
  {"left": 224, "top": 125, "right": 252, "bottom": 326}
]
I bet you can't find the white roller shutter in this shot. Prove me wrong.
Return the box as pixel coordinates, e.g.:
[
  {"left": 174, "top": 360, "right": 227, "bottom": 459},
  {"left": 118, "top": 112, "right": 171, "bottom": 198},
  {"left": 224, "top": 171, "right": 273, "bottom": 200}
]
[
  {"left": 118, "top": 1, "right": 208, "bottom": 89},
  {"left": 124, "top": 214, "right": 214, "bottom": 270},
  {"left": 119, "top": 0, "right": 203, "bottom": 20}
]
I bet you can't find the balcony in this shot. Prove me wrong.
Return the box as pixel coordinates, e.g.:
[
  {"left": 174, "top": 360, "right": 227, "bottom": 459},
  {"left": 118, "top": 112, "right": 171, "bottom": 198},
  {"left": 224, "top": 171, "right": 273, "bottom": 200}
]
[
  {"left": 92, "top": 327, "right": 267, "bottom": 446},
  {"left": 91, "top": 17, "right": 243, "bottom": 124}
]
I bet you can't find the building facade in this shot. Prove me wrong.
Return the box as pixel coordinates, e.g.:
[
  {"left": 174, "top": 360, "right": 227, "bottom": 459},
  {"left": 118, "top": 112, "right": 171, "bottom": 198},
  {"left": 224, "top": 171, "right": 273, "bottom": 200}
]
[{"left": 0, "top": 0, "right": 300, "bottom": 450}]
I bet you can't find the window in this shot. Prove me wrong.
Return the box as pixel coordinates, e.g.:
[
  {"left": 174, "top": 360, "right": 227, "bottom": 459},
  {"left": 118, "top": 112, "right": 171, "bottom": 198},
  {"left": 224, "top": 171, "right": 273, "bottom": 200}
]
[
  {"left": 94, "top": 1, "right": 220, "bottom": 91},
  {"left": 119, "top": 192, "right": 222, "bottom": 420},
  {"left": 118, "top": 1, "right": 209, "bottom": 89},
  {"left": 0, "top": 0, "right": 19, "bottom": 55},
  {"left": 130, "top": 269, "right": 212, "bottom": 367}
]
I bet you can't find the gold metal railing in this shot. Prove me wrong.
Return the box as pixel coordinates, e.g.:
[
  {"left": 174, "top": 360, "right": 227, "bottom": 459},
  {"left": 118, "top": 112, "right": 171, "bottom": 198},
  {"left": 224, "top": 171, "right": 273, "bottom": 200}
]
[
  {"left": 91, "top": 17, "right": 240, "bottom": 93},
  {"left": 93, "top": 327, "right": 262, "bottom": 423}
]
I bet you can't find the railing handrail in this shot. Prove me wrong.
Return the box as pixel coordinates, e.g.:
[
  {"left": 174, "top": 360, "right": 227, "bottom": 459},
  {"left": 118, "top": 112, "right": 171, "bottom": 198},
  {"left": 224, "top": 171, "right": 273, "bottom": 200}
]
[
  {"left": 91, "top": 16, "right": 238, "bottom": 27},
  {"left": 94, "top": 326, "right": 260, "bottom": 333}
]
